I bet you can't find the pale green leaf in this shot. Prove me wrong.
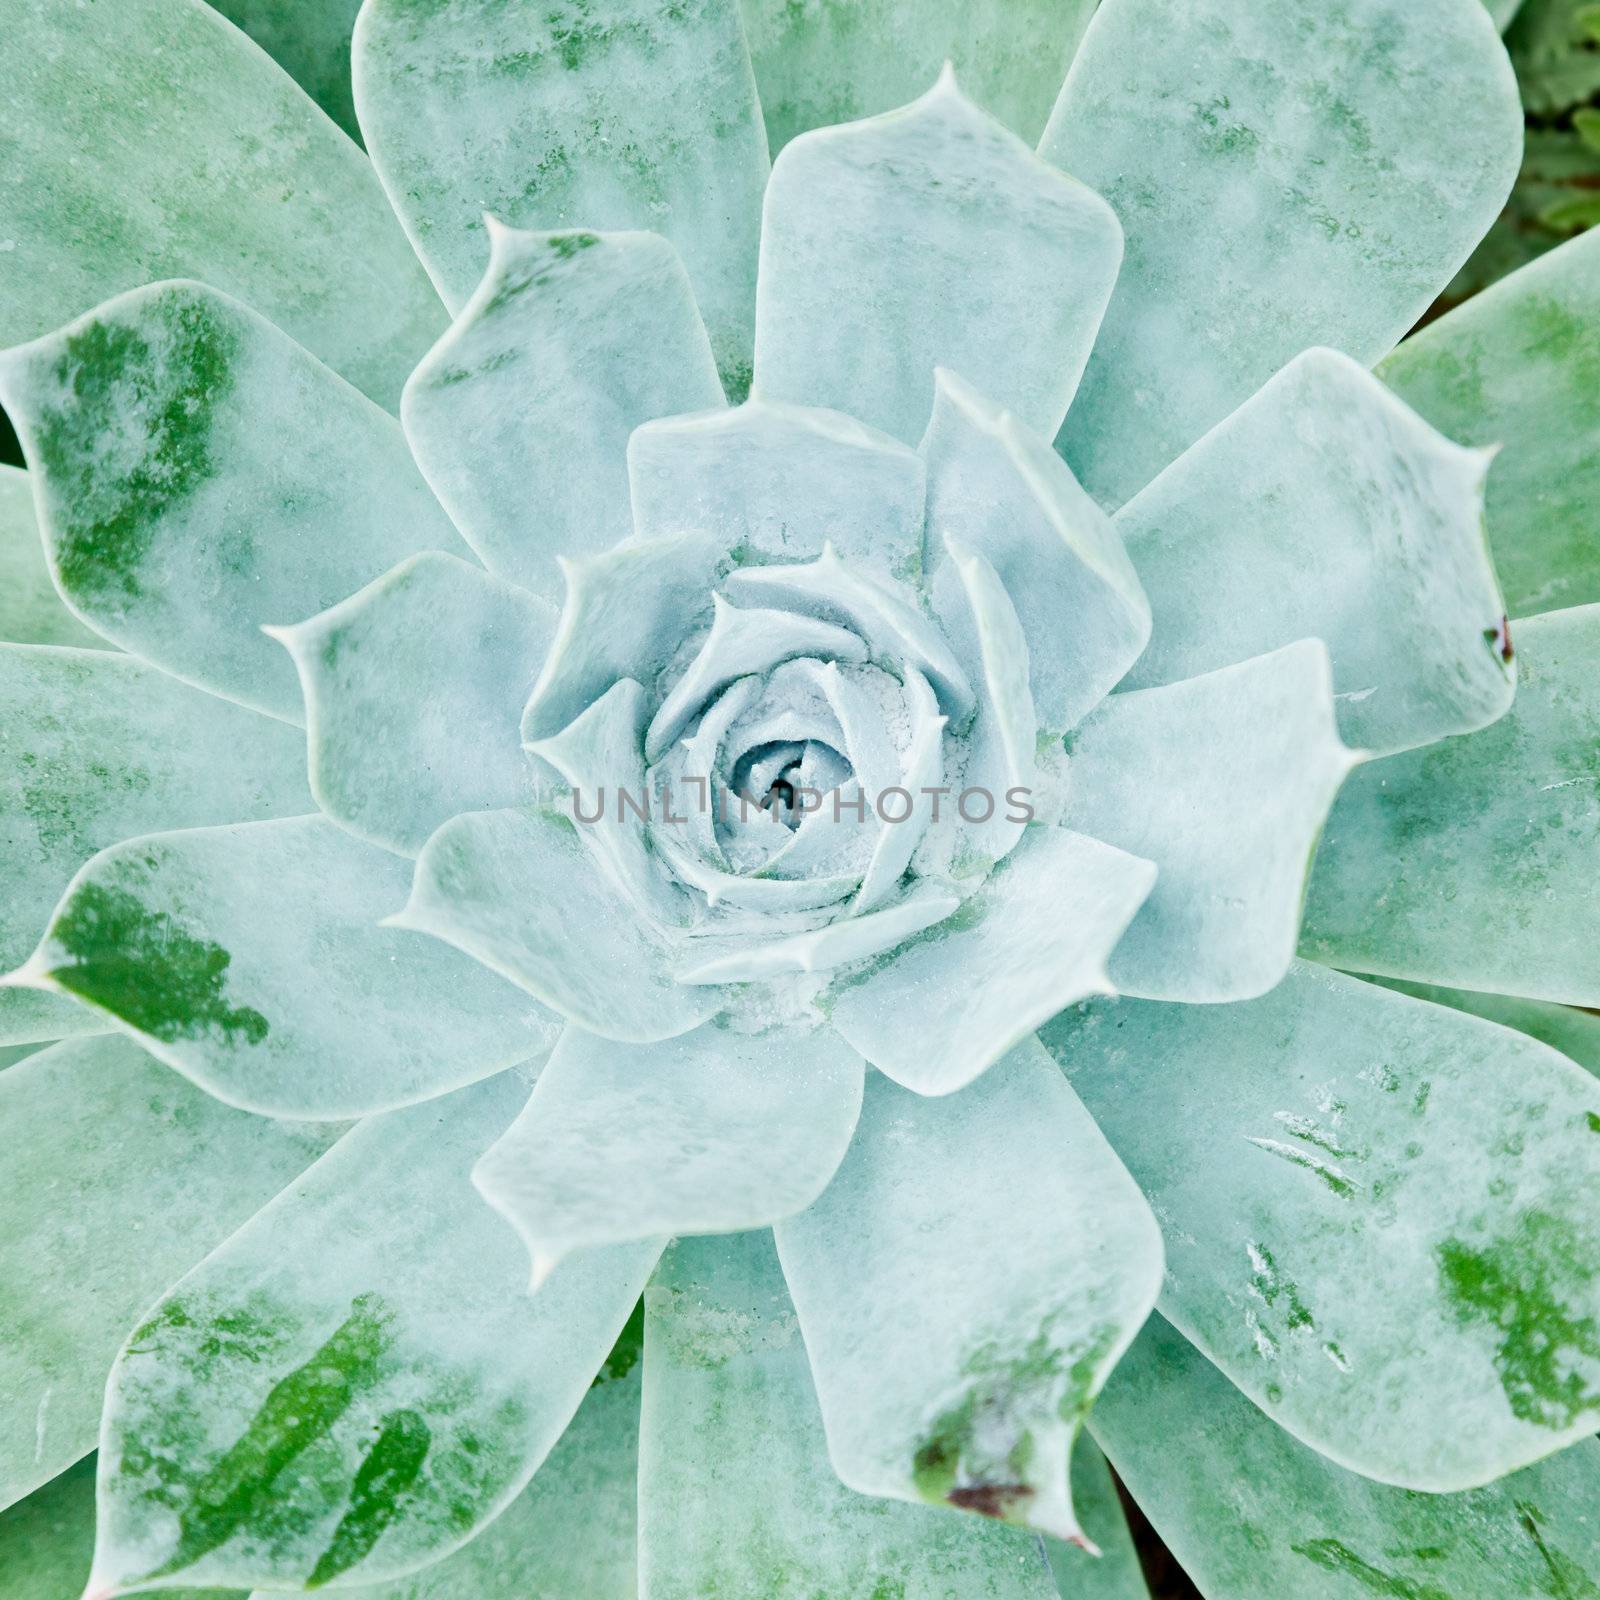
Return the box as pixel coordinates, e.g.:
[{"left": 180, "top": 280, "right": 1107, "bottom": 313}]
[
  {"left": 0, "top": 645, "right": 310, "bottom": 986},
  {"left": 921, "top": 370, "right": 1151, "bottom": 738},
  {"left": 1061, "top": 642, "right": 1356, "bottom": 1002},
  {"left": 402, "top": 225, "right": 724, "bottom": 600},
  {"left": 642, "top": 1231, "right": 1059, "bottom": 1598},
  {"left": 0, "top": 1455, "right": 242, "bottom": 1600},
  {"left": 209, "top": 0, "right": 365, "bottom": 140},
  {"left": 823, "top": 827, "right": 1154, "bottom": 1095},
  {"left": 473, "top": 1020, "right": 863, "bottom": 1277},
  {"left": 0, "top": 990, "right": 104, "bottom": 1053},
  {"left": 1367, "top": 976, "right": 1600, "bottom": 1076},
  {"left": 272, "top": 552, "right": 556, "bottom": 855},
  {"left": 1045, "top": 1438, "right": 1151, "bottom": 1600},
  {"left": 755, "top": 69, "right": 1122, "bottom": 447},
  {"left": 628, "top": 400, "right": 925, "bottom": 581},
  {"left": 740, "top": 0, "right": 1098, "bottom": 154},
  {"left": 1379, "top": 228, "right": 1600, "bottom": 617},
  {"left": 396, "top": 807, "right": 724, "bottom": 1042},
  {"left": 0, "top": 469, "right": 104, "bottom": 651},
  {"left": 0, "top": 0, "right": 441, "bottom": 409},
  {"left": 0, "top": 282, "right": 466, "bottom": 722},
  {"left": 723, "top": 546, "right": 974, "bottom": 720},
  {"left": 1302, "top": 603, "right": 1600, "bottom": 1005},
  {"left": 1092, "top": 1313, "right": 1600, "bottom": 1600},
  {"left": 1041, "top": 0, "right": 1522, "bottom": 505},
  {"left": 1046, "top": 961, "right": 1600, "bottom": 1488},
  {"left": 289, "top": 1358, "right": 642, "bottom": 1600},
  {"left": 520, "top": 531, "right": 725, "bottom": 745},
  {"left": 13, "top": 817, "right": 558, "bottom": 1120},
  {"left": 354, "top": 0, "right": 769, "bottom": 388},
  {"left": 775, "top": 1044, "right": 1162, "bottom": 1543},
  {"left": 1114, "top": 348, "right": 1512, "bottom": 757},
  {"left": 0, "top": 1037, "right": 339, "bottom": 1510},
  {"left": 88, "top": 1074, "right": 659, "bottom": 1594}
]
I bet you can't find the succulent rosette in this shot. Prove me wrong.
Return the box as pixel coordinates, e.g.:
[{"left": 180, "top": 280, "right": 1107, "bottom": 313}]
[{"left": 3, "top": 0, "right": 1600, "bottom": 1596}]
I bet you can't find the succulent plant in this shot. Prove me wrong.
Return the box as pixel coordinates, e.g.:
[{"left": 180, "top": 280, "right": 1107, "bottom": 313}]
[{"left": 2, "top": 1, "right": 1600, "bottom": 1597}]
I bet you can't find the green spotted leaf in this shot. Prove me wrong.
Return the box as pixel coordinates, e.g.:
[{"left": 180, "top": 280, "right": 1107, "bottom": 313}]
[
  {"left": 0, "top": 646, "right": 310, "bottom": 1033},
  {"left": 1379, "top": 228, "right": 1600, "bottom": 618},
  {"left": 354, "top": 0, "right": 769, "bottom": 389},
  {"left": 641, "top": 1231, "right": 1060, "bottom": 1598},
  {"left": 1040, "top": 0, "right": 1522, "bottom": 505},
  {"left": 0, "top": 0, "right": 441, "bottom": 409},
  {"left": 0, "top": 282, "right": 467, "bottom": 721},
  {"left": 1045, "top": 962, "right": 1600, "bottom": 1488},
  {"left": 1302, "top": 603, "right": 1600, "bottom": 1005},
  {"left": 88, "top": 1075, "right": 659, "bottom": 1595},
  {"left": 1092, "top": 1313, "right": 1600, "bottom": 1600},
  {"left": 300, "top": 1357, "right": 642, "bottom": 1600},
  {"left": 14, "top": 817, "right": 559, "bottom": 1120},
  {"left": 775, "top": 1043, "right": 1162, "bottom": 1545},
  {"left": 0, "top": 1037, "right": 339, "bottom": 1511}
]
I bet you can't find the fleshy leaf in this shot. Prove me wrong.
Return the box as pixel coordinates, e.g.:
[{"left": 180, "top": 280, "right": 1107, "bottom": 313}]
[
  {"left": 641, "top": 1231, "right": 1060, "bottom": 1597},
  {"left": 354, "top": 0, "right": 769, "bottom": 387},
  {"left": 775, "top": 1043, "right": 1162, "bottom": 1543},
  {"left": 1061, "top": 642, "right": 1356, "bottom": 1002},
  {"left": 0, "top": 989, "right": 104, "bottom": 1053},
  {"left": 1045, "top": 1438, "right": 1152, "bottom": 1600},
  {"left": 754, "top": 68, "right": 1122, "bottom": 446},
  {"left": 0, "top": 468, "right": 104, "bottom": 650},
  {"left": 0, "top": 1454, "right": 245, "bottom": 1600},
  {"left": 1040, "top": 0, "right": 1522, "bottom": 505},
  {"left": 473, "top": 1021, "right": 863, "bottom": 1278},
  {"left": 824, "top": 827, "right": 1155, "bottom": 1095},
  {"left": 628, "top": 400, "right": 925, "bottom": 580},
  {"left": 0, "top": 282, "right": 467, "bottom": 722},
  {"left": 311, "top": 1357, "right": 642, "bottom": 1600},
  {"left": 272, "top": 553, "right": 556, "bottom": 855},
  {"left": 0, "top": 0, "right": 441, "bottom": 409},
  {"left": 921, "top": 370, "right": 1150, "bottom": 736},
  {"left": 13, "top": 817, "right": 558, "bottom": 1120},
  {"left": 740, "top": 0, "right": 1098, "bottom": 154},
  {"left": 928, "top": 547, "right": 1035, "bottom": 872},
  {"left": 402, "top": 226, "right": 725, "bottom": 600},
  {"left": 1378, "top": 227, "right": 1600, "bottom": 616},
  {"left": 676, "top": 885, "right": 961, "bottom": 983},
  {"left": 210, "top": 0, "right": 365, "bottom": 140},
  {"left": 88, "top": 1075, "right": 659, "bottom": 1594},
  {"left": 520, "top": 532, "right": 725, "bottom": 745},
  {"left": 527, "top": 680, "right": 692, "bottom": 929},
  {"left": 1114, "top": 348, "right": 1512, "bottom": 757},
  {"left": 1046, "top": 962, "right": 1600, "bottom": 1488},
  {"left": 1368, "top": 976, "right": 1600, "bottom": 1076},
  {"left": 0, "top": 645, "right": 309, "bottom": 989},
  {"left": 1092, "top": 1313, "right": 1600, "bottom": 1600},
  {"left": 397, "top": 807, "right": 724, "bottom": 1041},
  {"left": 0, "top": 1037, "right": 339, "bottom": 1510},
  {"left": 724, "top": 546, "right": 974, "bottom": 719},
  {"left": 645, "top": 596, "right": 868, "bottom": 760},
  {"left": 1302, "top": 602, "right": 1600, "bottom": 1004}
]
